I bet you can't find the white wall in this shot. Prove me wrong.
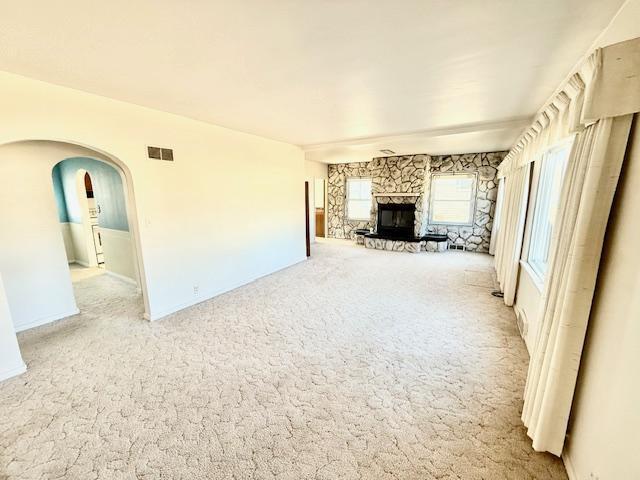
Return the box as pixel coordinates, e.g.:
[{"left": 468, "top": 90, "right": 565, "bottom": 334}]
[
  {"left": 562, "top": 117, "right": 640, "bottom": 480},
  {"left": 314, "top": 178, "right": 325, "bottom": 209},
  {"left": 513, "top": 264, "right": 541, "bottom": 354},
  {"left": 101, "top": 228, "right": 136, "bottom": 283},
  {"left": 513, "top": 151, "right": 544, "bottom": 354},
  {"left": 68, "top": 222, "right": 91, "bottom": 266},
  {"left": 0, "top": 71, "right": 306, "bottom": 332},
  {"left": 60, "top": 223, "right": 75, "bottom": 262},
  {"left": 304, "top": 159, "right": 328, "bottom": 242},
  {"left": 0, "top": 273, "right": 25, "bottom": 381},
  {"left": 0, "top": 142, "right": 80, "bottom": 331}
]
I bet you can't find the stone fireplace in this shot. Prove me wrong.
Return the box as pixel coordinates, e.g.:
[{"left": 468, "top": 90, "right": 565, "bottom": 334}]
[
  {"left": 327, "top": 155, "right": 429, "bottom": 240},
  {"left": 327, "top": 151, "right": 507, "bottom": 253},
  {"left": 370, "top": 193, "right": 425, "bottom": 238}
]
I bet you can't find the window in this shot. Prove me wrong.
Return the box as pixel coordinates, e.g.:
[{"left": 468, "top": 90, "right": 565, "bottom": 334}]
[
  {"left": 429, "top": 174, "right": 476, "bottom": 225},
  {"left": 346, "top": 178, "right": 372, "bottom": 220},
  {"left": 527, "top": 141, "right": 572, "bottom": 279}
]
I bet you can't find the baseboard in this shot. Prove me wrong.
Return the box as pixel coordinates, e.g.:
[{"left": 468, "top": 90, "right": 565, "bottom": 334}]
[
  {"left": 74, "top": 260, "right": 91, "bottom": 268},
  {"left": 145, "top": 256, "right": 306, "bottom": 321},
  {"left": 512, "top": 303, "right": 532, "bottom": 356},
  {"left": 562, "top": 450, "right": 577, "bottom": 480},
  {"left": 0, "top": 362, "right": 27, "bottom": 382},
  {"left": 15, "top": 307, "right": 80, "bottom": 332},
  {"left": 105, "top": 270, "right": 137, "bottom": 286}
]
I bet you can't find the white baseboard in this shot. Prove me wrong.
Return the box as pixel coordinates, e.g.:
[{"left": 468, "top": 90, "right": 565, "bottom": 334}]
[
  {"left": 15, "top": 307, "right": 80, "bottom": 332},
  {"left": 105, "top": 270, "right": 137, "bottom": 286},
  {"left": 145, "top": 256, "right": 306, "bottom": 321},
  {"left": 0, "top": 362, "right": 27, "bottom": 382},
  {"left": 74, "top": 260, "right": 91, "bottom": 268},
  {"left": 562, "top": 450, "right": 577, "bottom": 480}
]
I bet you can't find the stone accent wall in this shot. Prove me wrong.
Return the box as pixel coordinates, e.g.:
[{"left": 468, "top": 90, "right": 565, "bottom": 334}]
[
  {"left": 424, "top": 152, "right": 506, "bottom": 252},
  {"left": 327, "top": 151, "right": 507, "bottom": 252},
  {"left": 327, "top": 155, "right": 430, "bottom": 239}
]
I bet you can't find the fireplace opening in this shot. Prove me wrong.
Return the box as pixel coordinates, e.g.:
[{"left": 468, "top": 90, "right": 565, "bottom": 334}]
[{"left": 375, "top": 203, "right": 416, "bottom": 239}]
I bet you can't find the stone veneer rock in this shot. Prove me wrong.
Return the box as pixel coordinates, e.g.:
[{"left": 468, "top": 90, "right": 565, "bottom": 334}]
[
  {"left": 327, "top": 151, "right": 507, "bottom": 253},
  {"left": 363, "top": 237, "right": 448, "bottom": 254},
  {"left": 327, "top": 155, "right": 429, "bottom": 239},
  {"left": 424, "top": 152, "right": 506, "bottom": 253}
]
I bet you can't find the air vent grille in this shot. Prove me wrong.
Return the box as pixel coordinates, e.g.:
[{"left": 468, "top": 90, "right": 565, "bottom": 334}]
[{"left": 147, "top": 146, "right": 174, "bottom": 161}]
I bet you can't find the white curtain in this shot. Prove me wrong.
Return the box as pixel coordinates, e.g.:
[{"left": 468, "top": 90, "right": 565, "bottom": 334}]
[
  {"left": 494, "top": 37, "right": 640, "bottom": 456},
  {"left": 493, "top": 167, "right": 529, "bottom": 305},
  {"left": 493, "top": 72, "right": 582, "bottom": 308},
  {"left": 488, "top": 178, "right": 504, "bottom": 255},
  {"left": 522, "top": 115, "right": 633, "bottom": 455}
]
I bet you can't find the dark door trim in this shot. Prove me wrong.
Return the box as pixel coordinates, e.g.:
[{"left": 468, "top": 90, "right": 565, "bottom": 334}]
[{"left": 305, "top": 181, "right": 311, "bottom": 257}]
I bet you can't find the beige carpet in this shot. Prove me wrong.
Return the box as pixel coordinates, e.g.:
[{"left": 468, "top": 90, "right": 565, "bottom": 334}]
[
  {"left": 69, "top": 264, "right": 106, "bottom": 283},
  {"left": 0, "top": 242, "right": 567, "bottom": 479}
]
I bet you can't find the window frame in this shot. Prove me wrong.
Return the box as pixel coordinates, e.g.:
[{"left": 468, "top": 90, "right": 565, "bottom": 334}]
[
  {"left": 428, "top": 172, "right": 478, "bottom": 226},
  {"left": 345, "top": 177, "right": 373, "bottom": 221},
  {"left": 525, "top": 137, "right": 574, "bottom": 283}
]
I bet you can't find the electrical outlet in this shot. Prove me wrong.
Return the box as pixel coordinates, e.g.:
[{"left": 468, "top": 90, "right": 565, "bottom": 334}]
[{"left": 193, "top": 285, "right": 199, "bottom": 295}]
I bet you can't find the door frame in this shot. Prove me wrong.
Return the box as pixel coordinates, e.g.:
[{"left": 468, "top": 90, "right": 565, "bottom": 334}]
[{"left": 305, "top": 181, "right": 311, "bottom": 257}]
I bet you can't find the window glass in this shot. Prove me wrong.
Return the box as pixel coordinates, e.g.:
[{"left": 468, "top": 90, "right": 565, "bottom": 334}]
[
  {"left": 346, "top": 178, "right": 372, "bottom": 220},
  {"left": 527, "top": 141, "right": 572, "bottom": 279},
  {"left": 430, "top": 174, "right": 476, "bottom": 225}
]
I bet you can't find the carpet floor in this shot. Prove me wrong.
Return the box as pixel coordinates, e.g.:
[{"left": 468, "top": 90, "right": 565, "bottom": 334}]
[{"left": 0, "top": 242, "right": 567, "bottom": 479}]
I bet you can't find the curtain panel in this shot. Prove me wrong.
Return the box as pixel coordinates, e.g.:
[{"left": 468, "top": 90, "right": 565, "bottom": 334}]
[
  {"left": 494, "top": 37, "right": 640, "bottom": 455},
  {"left": 493, "top": 166, "right": 529, "bottom": 306},
  {"left": 488, "top": 177, "right": 504, "bottom": 255},
  {"left": 523, "top": 115, "right": 633, "bottom": 455}
]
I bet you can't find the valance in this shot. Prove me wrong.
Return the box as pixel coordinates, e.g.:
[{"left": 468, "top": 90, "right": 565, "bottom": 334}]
[
  {"left": 498, "top": 37, "right": 640, "bottom": 179},
  {"left": 583, "top": 37, "right": 640, "bottom": 121}
]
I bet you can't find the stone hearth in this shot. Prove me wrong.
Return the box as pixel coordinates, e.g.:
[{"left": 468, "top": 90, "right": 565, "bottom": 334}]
[{"left": 363, "top": 236, "right": 448, "bottom": 254}]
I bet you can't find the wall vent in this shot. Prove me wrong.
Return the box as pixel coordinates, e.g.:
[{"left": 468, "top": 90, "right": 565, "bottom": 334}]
[
  {"left": 448, "top": 243, "right": 466, "bottom": 251},
  {"left": 147, "top": 146, "right": 174, "bottom": 161}
]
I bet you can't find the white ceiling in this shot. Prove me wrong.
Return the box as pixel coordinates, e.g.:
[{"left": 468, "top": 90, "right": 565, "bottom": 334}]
[{"left": 0, "top": 0, "right": 626, "bottom": 161}]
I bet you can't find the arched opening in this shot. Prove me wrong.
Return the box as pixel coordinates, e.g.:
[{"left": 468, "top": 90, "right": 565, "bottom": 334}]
[
  {"left": 0, "top": 139, "right": 150, "bottom": 332},
  {"left": 84, "top": 172, "right": 93, "bottom": 198},
  {"left": 52, "top": 157, "right": 139, "bottom": 298}
]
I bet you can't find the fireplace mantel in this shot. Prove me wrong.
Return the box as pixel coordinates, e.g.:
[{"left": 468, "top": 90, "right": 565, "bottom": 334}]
[{"left": 372, "top": 192, "right": 420, "bottom": 197}]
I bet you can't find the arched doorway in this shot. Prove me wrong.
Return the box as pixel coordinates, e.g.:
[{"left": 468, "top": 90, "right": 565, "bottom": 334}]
[
  {"left": 52, "top": 157, "right": 141, "bottom": 295},
  {"left": 0, "top": 140, "right": 150, "bottom": 332}
]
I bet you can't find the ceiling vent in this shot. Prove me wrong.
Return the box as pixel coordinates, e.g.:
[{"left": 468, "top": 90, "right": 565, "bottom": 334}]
[
  {"left": 379, "top": 149, "right": 395, "bottom": 155},
  {"left": 147, "top": 146, "right": 174, "bottom": 161}
]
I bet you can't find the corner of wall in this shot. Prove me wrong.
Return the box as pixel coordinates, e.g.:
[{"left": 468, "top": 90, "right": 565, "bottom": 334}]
[{"left": 562, "top": 450, "right": 578, "bottom": 480}]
